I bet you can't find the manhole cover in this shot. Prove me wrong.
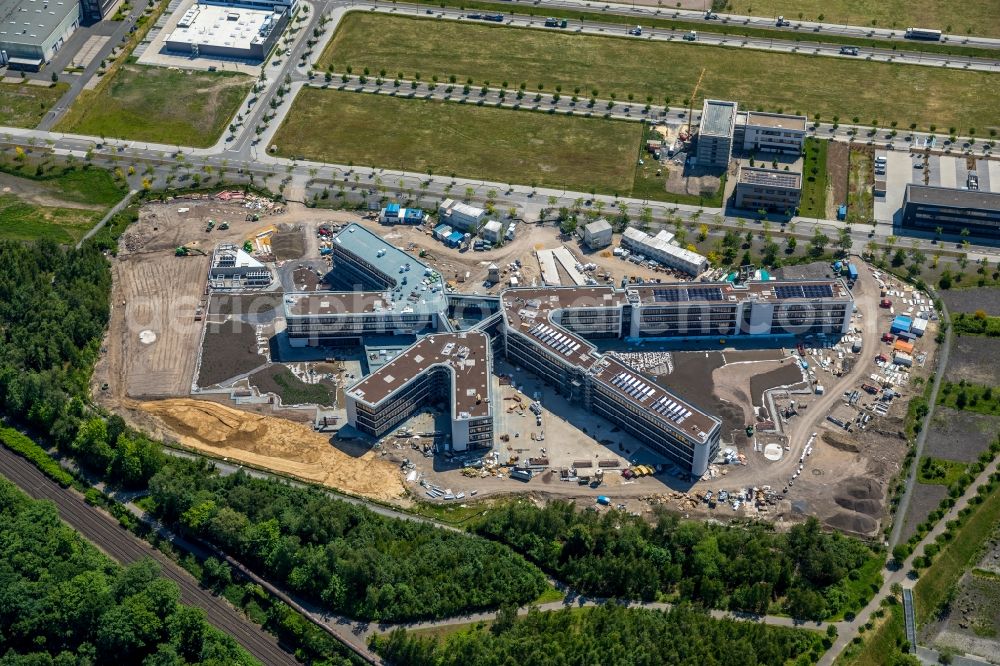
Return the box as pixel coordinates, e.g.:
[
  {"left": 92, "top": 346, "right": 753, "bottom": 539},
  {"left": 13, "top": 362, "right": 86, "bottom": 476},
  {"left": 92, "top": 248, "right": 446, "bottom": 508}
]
[{"left": 811, "top": 468, "right": 823, "bottom": 476}]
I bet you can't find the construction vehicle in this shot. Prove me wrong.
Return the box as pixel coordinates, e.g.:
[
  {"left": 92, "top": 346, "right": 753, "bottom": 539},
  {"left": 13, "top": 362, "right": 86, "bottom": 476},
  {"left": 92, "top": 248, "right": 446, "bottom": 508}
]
[
  {"left": 245, "top": 213, "right": 260, "bottom": 222},
  {"left": 745, "top": 424, "right": 754, "bottom": 437},
  {"left": 218, "top": 222, "right": 230, "bottom": 230},
  {"left": 175, "top": 246, "right": 207, "bottom": 256},
  {"left": 206, "top": 220, "right": 215, "bottom": 232},
  {"left": 242, "top": 241, "right": 253, "bottom": 253},
  {"left": 685, "top": 67, "right": 706, "bottom": 136}
]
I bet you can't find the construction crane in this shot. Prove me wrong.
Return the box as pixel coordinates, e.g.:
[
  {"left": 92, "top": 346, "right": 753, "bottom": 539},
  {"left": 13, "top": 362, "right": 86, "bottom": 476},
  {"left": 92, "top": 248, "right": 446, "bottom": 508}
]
[{"left": 684, "top": 67, "right": 706, "bottom": 139}]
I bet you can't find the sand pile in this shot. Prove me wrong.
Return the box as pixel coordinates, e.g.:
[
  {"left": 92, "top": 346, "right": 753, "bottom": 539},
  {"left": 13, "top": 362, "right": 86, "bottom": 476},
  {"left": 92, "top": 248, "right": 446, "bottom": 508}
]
[
  {"left": 139, "top": 399, "right": 405, "bottom": 501},
  {"left": 824, "top": 477, "right": 883, "bottom": 536}
]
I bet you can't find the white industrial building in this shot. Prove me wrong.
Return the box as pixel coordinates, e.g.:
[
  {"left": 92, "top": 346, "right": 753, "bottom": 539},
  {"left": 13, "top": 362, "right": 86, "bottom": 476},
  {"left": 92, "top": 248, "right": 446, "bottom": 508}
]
[
  {"left": 620, "top": 227, "right": 708, "bottom": 276},
  {"left": 696, "top": 99, "right": 738, "bottom": 168},
  {"left": 438, "top": 198, "right": 487, "bottom": 232},
  {"left": 165, "top": 3, "right": 287, "bottom": 60},
  {"left": 0, "top": 0, "right": 80, "bottom": 69},
  {"left": 480, "top": 220, "right": 504, "bottom": 244},
  {"left": 583, "top": 219, "right": 613, "bottom": 249},
  {"left": 209, "top": 243, "right": 272, "bottom": 288}
]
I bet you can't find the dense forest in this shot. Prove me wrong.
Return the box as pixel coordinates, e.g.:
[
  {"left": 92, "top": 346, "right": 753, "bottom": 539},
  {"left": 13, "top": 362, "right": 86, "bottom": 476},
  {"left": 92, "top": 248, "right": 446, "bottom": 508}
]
[
  {"left": 372, "top": 603, "right": 826, "bottom": 666},
  {"left": 148, "top": 457, "right": 549, "bottom": 622},
  {"left": 0, "top": 476, "right": 256, "bottom": 665},
  {"left": 474, "top": 500, "right": 878, "bottom": 620}
]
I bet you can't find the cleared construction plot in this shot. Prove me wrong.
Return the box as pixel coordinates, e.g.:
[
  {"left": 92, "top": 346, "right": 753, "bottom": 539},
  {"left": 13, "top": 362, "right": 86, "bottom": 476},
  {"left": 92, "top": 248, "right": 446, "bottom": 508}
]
[
  {"left": 321, "top": 13, "right": 998, "bottom": 131},
  {"left": 0, "top": 82, "right": 67, "bottom": 128},
  {"left": 56, "top": 65, "right": 252, "bottom": 147},
  {"left": 725, "top": 0, "right": 1000, "bottom": 38},
  {"left": 274, "top": 89, "right": 642, "bottom": 195}
]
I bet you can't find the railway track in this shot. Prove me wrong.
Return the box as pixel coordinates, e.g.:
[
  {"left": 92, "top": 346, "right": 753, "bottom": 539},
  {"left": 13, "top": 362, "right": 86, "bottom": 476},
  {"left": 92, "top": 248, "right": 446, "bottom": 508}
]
[{"left": 0, "top": 444, "right": 299, "bottom": 666}]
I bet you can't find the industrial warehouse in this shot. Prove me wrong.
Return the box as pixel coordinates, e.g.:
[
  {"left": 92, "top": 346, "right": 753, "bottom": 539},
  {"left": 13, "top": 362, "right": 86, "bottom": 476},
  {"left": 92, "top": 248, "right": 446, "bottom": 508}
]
[{"left": 283, "top": 223, "right": 855, "bottom": 475}]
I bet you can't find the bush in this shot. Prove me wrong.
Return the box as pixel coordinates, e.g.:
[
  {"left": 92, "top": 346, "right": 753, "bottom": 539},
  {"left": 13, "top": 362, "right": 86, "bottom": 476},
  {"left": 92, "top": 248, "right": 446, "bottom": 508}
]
[{"left": 0, "top": 426, "right": 75, "bottom": 487}]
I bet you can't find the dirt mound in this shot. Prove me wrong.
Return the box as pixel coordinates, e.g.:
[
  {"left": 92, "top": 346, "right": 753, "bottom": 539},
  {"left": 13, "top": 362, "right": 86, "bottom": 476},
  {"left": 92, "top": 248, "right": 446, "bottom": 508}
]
[
  {"left": 822, "top": 431, "right": 861, "bottom": 453},
  {"left": 825, "top": 511, "right": 878, "bottom": 536},
  {"left": 837, "top": 476, "right": 882, "bottom": 500},
  {"left": 139, "top": 399, "right": 404, "bottom": 501},
  {"left": 834, "top": 496, "right": 882, "bottom": 517}
]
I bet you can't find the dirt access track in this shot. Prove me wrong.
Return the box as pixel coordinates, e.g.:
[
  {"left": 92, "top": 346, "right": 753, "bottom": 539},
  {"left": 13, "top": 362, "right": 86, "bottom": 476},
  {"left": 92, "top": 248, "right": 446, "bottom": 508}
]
[{"left": 134, "top": 398, "right": 405, "bottom": 501}]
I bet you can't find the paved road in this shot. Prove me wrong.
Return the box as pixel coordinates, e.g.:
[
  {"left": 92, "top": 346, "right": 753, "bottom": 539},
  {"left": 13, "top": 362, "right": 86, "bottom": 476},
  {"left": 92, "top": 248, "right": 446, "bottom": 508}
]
[
  {"left": 0, "top": 443, "right": 299, "bottom": 666},
  {"left": 532, "top": 0, "right": 1000, "bottom": 49},
  {"left": 375, "top": 2, "right": 999, "bottom": 72},
  {"left": 888, "top": 292, "right": 951, "bottom": 549}
]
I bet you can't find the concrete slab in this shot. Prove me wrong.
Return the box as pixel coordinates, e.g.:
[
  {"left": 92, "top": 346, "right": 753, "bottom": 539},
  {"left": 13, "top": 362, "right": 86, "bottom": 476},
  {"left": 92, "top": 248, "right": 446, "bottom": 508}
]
[
  {"left": 874, "top": 150, "right": 912, "bottom": 222},
  {"left": 72, "top": 35, "right": 111, "bottom": 69}
]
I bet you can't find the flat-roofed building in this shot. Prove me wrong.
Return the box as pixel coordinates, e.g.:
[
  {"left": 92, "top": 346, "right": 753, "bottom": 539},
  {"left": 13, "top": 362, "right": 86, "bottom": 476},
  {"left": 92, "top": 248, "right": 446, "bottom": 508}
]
[
  {"left": 0, "top": 0, "right": 81, "bottom": 69},
  {"left": 901, "top": 184, "right": 1000, "bottom": 240},
  {"left": 620, "top": 227, "right": 708, "bottom": 276},
  {"left": 626, "top": 279, "right": 853, "bottom": 339},
  {"left": 209, "top": 243, "right": 272, "bottom": 289},
  {"left": 379, "top": 202, "right": 425, "bottom": 225},
  {"left": 696, "top": 99, "right": 737, "bottom": 168},
  {"left": 346, "top": 331, "right": 494, "bottom": 450},
  {"left": 734, "top": 165, "right": 802, "bottom": 212},
  {"left": 438, "top": 198, "right": 487, "bottom": 232},
  {"left": 164, "top": 3, "right": 287, "bottom": 60},
  {"left": 283, "top": 223, "right": 448, "bottom": 344},
  {"left": 583, "top": 219, "right": 613, "bottom": 249},
  {"left": 743, "top": 111, "right": 807, "bottom": 155}
]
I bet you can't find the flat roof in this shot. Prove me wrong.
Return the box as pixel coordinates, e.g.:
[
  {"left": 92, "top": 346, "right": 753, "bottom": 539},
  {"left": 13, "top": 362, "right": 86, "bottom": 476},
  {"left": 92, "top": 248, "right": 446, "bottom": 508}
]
[
  {"left": 591, "top": 356, "right": 719, "bottom": 443},
  {"left": 738, "top": 166, "right": 802, "bottom": 189},
  {"left": 501, "top": 286, "right": 626, "bottom": 368},
  {"left": 700, "top": 99, "right": 737, "bottom": 138},
  {"left": 166, "top": 3, "right": 282, "bottom": 51},
  {"left": 0, "top": 0, "right": 79, "bottom": 46},
  {"left": 346, "top": 331, "right": 492, "bottom": 419},
  {"left": 905, "top": 183, "right": 1000, "bottom": 211},
  {"left": 746, "top": 111, "right": 808, "bottom": 131},
  {"left": 627, "top": 279, "right": 852, "bottom": 305},
  {"left": 584, "top": 219, "right": 612, "bottom": 234}
]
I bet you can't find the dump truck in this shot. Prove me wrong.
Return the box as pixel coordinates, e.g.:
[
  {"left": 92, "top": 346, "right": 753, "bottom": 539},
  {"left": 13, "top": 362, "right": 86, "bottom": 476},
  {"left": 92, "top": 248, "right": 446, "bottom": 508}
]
[{"left": 597, "top": 495, "right": 611, "bottom": 506}]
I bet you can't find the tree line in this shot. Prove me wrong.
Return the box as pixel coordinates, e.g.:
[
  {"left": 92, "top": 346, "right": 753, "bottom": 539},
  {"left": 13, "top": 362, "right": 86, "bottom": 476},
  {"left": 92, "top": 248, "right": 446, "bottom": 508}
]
[
  {"left": 148, "top": 457, "right": 548, "bottom": 622},
  {"left": 473, "top": 500, "right": 878, "bottom": 620},
  {"left": 373, "top": 603, "right": 827, "bottom": 666},
  {"left": 0, "top": 476, "right": 256, "bottom": 665}
]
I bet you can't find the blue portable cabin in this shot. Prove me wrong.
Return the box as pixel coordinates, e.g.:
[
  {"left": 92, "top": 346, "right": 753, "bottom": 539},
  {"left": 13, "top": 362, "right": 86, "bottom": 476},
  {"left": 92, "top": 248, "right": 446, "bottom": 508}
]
[
  {"left": 837, "top": 205, "right": 847, "bottom": 220},
  {"left": 847, "top": 263, "right": 859, "bottom": 281},
  {"left": 402, "top": 207, "right": 425, "bottom": 224},
  {"left": 890, "top": 315, "right": 912, "bottom": 335},
  {"left": 433, "top": 223, "right": 452, "bottom": 240},
  {"left": 833, "top": 261, "right": 843, "bottom": 273},
  {"left": 445, "top": 231, "right": 465, "bottom": 248}
]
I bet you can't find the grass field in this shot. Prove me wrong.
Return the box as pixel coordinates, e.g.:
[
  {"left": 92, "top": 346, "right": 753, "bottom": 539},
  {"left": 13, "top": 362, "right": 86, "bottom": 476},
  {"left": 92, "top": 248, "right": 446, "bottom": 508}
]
[
  {"left": 0, "top": 167, "right": 124, "bottom": 242},
  {"left": 914, "top": 485, "right": 1000, "bottom": 623},
  {"left": 0, "top": 82, "right": 68, "bottom": 129},
  {"left": 320, "top": 13, "right": 1000, "bottom": 133},
  {"left": 274, "top": 89, "right": 643, "bottom": 195},
  {"left": 917, "top": 456, "right": 969, "bottom": 486},
  {"left": 846, "top": 148, "right": 874, "bottom": 224},
  {"left": 799, "top": 138, "right": 829, "bottom": 218},
  {"left": 56, "top": 65, "right": 251, "bottom": 147},
  {"left": 834, "top": 603, "right": 905, "bottom": 666},
  {"left": 725, "top": 0, "right": 1000, "bottom": 38}
]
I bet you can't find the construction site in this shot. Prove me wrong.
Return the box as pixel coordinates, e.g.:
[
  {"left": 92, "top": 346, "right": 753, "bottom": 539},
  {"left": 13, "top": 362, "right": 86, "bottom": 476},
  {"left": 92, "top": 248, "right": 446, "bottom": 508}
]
[{"left": 93, "top": 191, "right": 940, "bottom": 535}]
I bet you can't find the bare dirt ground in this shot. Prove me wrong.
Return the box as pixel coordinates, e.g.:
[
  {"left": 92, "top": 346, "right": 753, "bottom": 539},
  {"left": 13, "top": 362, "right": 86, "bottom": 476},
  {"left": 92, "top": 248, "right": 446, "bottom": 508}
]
[
  {"left": 944, "top": 336, "right": 1000, "bottom": 386},
  {"left": 198, "top": 322, "right": 267, "bottom": 387},
  {"left": 826, "top": 141, "right": 849, "bottom": 218},
  {"left": 924, "top": 407, "right": 1000, "bottom": 463},
  {"left": 135, "top": 398, "right": 404, "bottom": 500},
  {"left": 898, "top": 482, "right": 948, "bottom": 543},
  {"left": 665, "top": 163, "right": 722, "bottom": 199},
  {"left": 940, "top": 287, "right": 1000, "bottom": 315}
]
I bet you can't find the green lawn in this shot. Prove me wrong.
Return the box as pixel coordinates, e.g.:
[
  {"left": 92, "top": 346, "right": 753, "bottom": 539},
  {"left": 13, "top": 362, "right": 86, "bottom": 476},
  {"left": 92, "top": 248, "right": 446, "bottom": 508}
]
[
  {"left": 914, "top": 484, "right": 1000, "bottom": 623},
  {"left": 834, "top": 603, "right": 906, "bottom": 666},
  {"left": 0, "top": 82, "right": 68, "bottom": 129},
  {"left": 320, "top": 13, "right": 999, "bottom": 133},
  {"left": 917, "top": 456, "right": 969, "bottom": 486},
  {"left": 725, "top": 0, "right": 1000, "bottom": 38},
  {"left": 56, "top": 65, "right": 251, "bottom": 147},
  {"left": 274, "top": 89, "right": 643, "bottom": 195},
  {"left": 799, "top": 138, "right": 829, "bottom": 218},
  {"left": 938, "top": 382, "right": 1000, "bottom": 416},
  {"left": 0, "top": 167, "right": 124, "bottom": 243}
]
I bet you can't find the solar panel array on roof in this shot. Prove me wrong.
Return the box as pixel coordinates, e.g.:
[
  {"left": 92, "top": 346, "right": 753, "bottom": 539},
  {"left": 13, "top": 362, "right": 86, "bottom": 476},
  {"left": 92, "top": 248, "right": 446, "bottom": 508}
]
[
  {"left": 529, "top": 323, "right": 582, "bottom": 357},
  {"left": 610, "top": 371, "right": 656, "bottom": 403},
  {"left": 652, "top": 286, "right": 723, "bottom": 303},
  {"left": 650, "top": 394, "right": 693, "bottom": 424},
  {"left": 774, "top": 284, "right": 835, "bottom": 299}
]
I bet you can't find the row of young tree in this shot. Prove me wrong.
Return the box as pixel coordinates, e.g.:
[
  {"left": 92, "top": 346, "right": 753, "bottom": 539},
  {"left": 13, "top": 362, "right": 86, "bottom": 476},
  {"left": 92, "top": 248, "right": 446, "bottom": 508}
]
[
  {"left": 0, "top": 239, "right": 164, "bottom": 489},
  {"left": 148, "top": 457, "right": 549, "bottom": 622},
  {"left": 0, "top": 476, "right": 255, "bottom": 665},
  {"left": 373, "top": 603, "right": 826, "bottom": 666},
  {"left": 474, "top": 500, "right": 878, "bottom": 620}
]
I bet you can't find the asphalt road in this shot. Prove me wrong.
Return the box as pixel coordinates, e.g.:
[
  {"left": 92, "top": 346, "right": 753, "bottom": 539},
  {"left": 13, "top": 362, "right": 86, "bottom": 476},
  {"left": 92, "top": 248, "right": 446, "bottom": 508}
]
[{"left": 0, "top": 444, "right": 299, "bottom": 666}]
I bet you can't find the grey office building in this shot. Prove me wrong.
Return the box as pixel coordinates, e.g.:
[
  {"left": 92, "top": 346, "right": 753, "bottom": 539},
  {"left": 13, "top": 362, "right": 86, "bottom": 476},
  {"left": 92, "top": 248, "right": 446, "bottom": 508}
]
[
  {"left": 0, "top": 0, "right": 80, "bottom": 68},
  {"left": 696, "top": 99, "right": 737, "bottom": 168},
  {"left": 901, "top": 184, "right": 1000, "bottom": 240}
]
